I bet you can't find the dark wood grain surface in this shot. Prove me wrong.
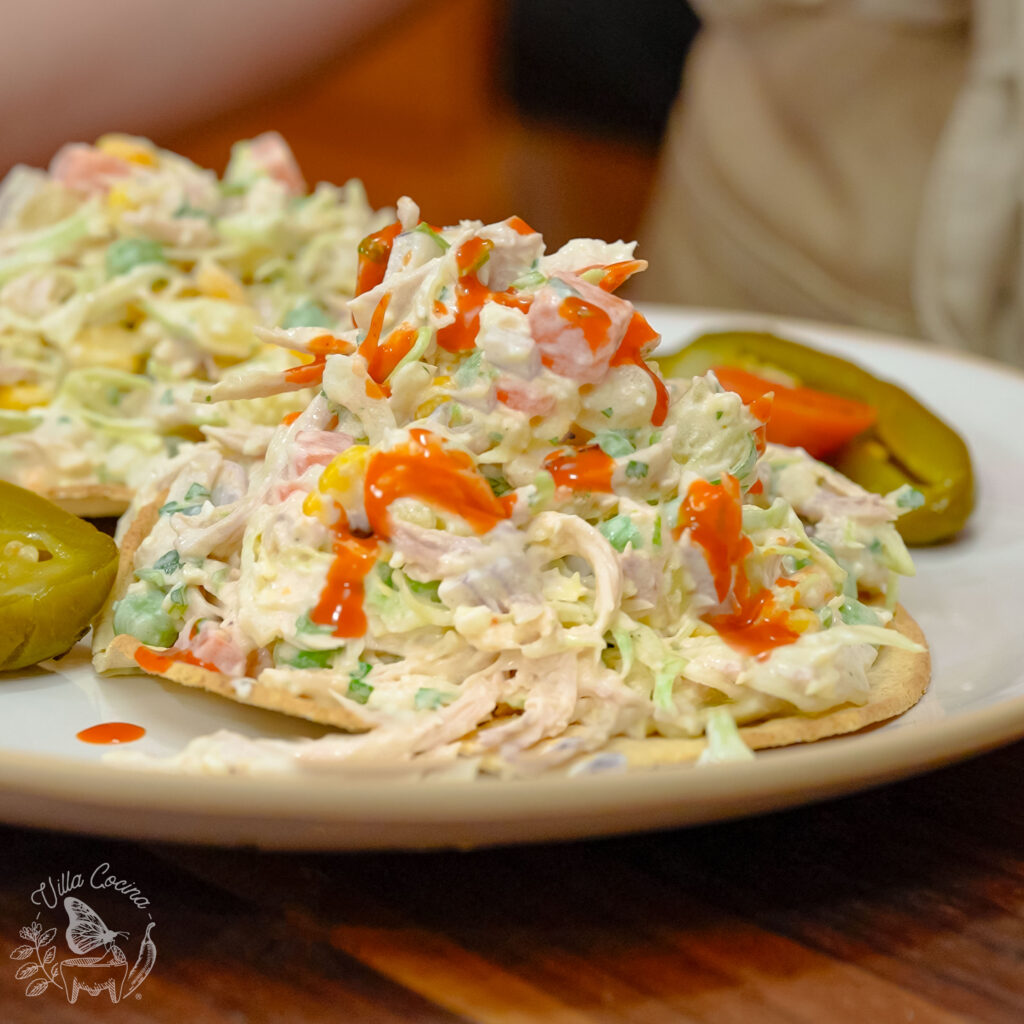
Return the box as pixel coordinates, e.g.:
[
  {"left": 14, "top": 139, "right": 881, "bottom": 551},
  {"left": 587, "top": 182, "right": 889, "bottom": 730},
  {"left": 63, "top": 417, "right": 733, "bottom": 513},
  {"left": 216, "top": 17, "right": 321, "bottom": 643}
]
[{"left": 0, "top": 740, "right": 1021, "bottom": 1022}]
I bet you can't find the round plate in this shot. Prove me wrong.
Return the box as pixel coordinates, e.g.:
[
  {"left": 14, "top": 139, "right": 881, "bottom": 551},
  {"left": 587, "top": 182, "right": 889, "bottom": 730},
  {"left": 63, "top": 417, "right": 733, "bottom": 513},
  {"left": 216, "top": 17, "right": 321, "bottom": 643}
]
[{"left": 2, "top": 306, "right": 1021, "bottom": 850}]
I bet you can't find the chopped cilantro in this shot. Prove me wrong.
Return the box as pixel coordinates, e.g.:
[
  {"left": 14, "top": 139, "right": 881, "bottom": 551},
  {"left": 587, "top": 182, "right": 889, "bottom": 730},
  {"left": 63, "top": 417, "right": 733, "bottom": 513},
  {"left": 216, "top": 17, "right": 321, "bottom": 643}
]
[
  {"left": 625, "top": 460, "right": 648, "bottom": 479},
  {"left": 414, "top": 221, "right": 450, "bottom": 251},
  {"left": 347, "top": 661, "right": 373, "bottom": 704},
  {"left": 153, "top": 550, "right": 181, "bottom": 575},
  {"left": 839, "top": 598, "right": 881, "bottom": 626},
  {"left": 414, "top": 687, "right": 456, "bottom": 710},
  {"left": 599, "top": 514, "right": 643, "bottom": 552},
  {"left": 106, "top": 238, "right": 166, "bottom": 277},
  {"left": 287, "top": 648, "right": 339, "bottom": 669},
  {"left": 455, "top": 349, "right": 483, "bottom": 387},
  {"left": 167, "top": 585, "right": 188, "bottom": 616},
  {"left": 595, "top": 430, "right": 635, "bottom": 458},
  {"left": 159, "top": 482, "right": 211, "bottom": 517},
  {"left": 407, "top": 578, "right": 442, "bottom": 600}
]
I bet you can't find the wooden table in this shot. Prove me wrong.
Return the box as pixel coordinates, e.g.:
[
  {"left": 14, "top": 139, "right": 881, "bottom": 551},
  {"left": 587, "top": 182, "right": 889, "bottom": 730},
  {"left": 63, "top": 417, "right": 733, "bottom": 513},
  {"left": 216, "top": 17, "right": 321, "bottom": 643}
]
[{"left": 1, "top": 739, "right": 1021, "bottom": 1022}]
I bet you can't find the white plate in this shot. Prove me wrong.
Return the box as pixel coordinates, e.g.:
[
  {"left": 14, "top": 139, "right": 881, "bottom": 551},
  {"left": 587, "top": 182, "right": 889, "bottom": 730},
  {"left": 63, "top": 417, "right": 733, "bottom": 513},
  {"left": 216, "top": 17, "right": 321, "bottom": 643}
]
[{"left": 2, "top": 307, "right": 1021, "bottom": 850}]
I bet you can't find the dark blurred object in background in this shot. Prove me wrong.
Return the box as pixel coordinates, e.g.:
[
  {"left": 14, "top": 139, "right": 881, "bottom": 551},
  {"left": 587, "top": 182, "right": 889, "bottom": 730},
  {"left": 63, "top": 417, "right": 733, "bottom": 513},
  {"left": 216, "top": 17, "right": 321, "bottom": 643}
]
[
  {"left": 497, "top": 0, "right": 699, "bottom": 250},
  {"left": 501, "top": 0, "right": 699, "bottom": 145}
]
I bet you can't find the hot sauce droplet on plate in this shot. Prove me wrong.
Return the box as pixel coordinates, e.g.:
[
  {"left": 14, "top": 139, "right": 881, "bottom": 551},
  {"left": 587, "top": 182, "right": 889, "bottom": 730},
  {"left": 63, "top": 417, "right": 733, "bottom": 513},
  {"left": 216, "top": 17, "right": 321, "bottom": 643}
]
[{"left": 76, "top": 722, "right": 146, "bottom": 745}]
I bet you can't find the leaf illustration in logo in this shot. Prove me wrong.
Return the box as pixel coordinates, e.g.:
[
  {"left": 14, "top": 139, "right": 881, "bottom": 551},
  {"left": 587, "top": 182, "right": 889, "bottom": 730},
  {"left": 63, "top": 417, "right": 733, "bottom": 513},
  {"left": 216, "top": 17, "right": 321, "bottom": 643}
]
[
  {"left": 15, "top": 963, "right": 39, "bottom": 980},
  {"left": 63, "top": 897, "right": 127, "bottom": 955},
  {"left": 37, "top": 927, "right": 56, "bottom": 947},
  {"left": 43, "top": 947, "right": 55, "bottom": 964},
  {"left": 25, "top": 979, "right": 49, "bottom": 997},
  {"left": 10, "top": 945, "right": 32, "bottom": 961}
]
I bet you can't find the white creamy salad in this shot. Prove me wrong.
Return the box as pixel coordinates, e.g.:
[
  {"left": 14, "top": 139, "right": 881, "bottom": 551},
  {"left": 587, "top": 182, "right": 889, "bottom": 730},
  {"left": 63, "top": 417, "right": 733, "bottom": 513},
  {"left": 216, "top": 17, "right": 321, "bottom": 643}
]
[
  {"left": 0, "top": 133, "right": 388, "bottom": 501},
  {"left": 102, "top": 198, "right": 921, "bottom": 777}
]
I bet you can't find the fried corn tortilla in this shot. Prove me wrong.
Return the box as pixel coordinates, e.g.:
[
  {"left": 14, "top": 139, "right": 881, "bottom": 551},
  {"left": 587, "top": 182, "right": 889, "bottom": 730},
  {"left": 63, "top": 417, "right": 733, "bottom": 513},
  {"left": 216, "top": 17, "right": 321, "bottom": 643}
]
[
  {"left": 43, "top": 484, "right": 134, "bottom": 519},
  {"left": 92, "top": 492, "right": 373, "bottom": 733},
  {"left": 93, "top": 495, "right": 930, "bottom": 763}
]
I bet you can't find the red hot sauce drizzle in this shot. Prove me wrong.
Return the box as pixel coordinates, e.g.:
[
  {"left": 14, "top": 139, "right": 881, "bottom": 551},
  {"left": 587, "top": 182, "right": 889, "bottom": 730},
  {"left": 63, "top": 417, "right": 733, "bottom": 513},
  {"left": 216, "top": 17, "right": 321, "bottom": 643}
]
[
  {"left": 282, "top": 334, "right": 354, "bottom": 389},
  {"left": 364, "top": 429, "right": 509, "bottom": 538},
  {"left": 134, "top": 646, "right": 221, "bottom": 675},
  {"left": 355, "top": 221, "right": 402, "bottom": 296},
  {"left": 582, "top": 259, "right": 648, "bottom": 293},
  {"left": 76, "top": 722, "right": 146, "bottom": 745},
  {"left": 311, "top": 511, "right": 379, "bottom": 639},
  {"left": 677, "top": 475, "right": 799, "bottom": 659},
  {"left": 543, "top": 445, "right": 615, "bottom": 494},
  {"left": 309, "top": 431, "right": 510, "bottom": 638},
  {"left": 610, "top": 311, "right": 669, "bottom": 427},
  {"left": 436, "top": 238, "right": 532, "bottom": 353}
]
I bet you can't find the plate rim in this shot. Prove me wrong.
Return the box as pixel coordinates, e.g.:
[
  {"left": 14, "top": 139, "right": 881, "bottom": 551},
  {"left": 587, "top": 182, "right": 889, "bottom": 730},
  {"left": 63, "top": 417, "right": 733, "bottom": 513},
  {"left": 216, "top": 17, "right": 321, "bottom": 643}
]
[{"left": 2, "top": 304, "right": 1021, "bottom": 848}]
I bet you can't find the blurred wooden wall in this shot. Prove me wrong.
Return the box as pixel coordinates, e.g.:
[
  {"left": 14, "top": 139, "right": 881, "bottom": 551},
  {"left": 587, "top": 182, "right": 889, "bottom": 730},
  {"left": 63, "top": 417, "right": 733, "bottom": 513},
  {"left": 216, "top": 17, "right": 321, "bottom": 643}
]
[{"left": 165, "top": 0, "right": 659, "bottom": 249}]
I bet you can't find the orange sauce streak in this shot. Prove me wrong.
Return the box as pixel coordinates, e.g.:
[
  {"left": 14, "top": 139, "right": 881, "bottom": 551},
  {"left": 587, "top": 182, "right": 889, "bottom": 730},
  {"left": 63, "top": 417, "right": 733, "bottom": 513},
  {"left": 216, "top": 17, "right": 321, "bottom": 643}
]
[
  {"left": 367, "top": 326, "right": 418, "bottom": 384},
  {"left": 543, "top": 445, "right": 615, "bottom": 493},
  {"left": 312, "top": 515, "right": 379, "bottom": 638},
  {"left": 356, "top": 221, "right": 401, "bottom": 296},
  {"left": 357, "top": 294, "right": 415, "bottom": 393},
  {"left": 705, "top": 591, "right": 799, "bottom": 660},
  {"left": 283, "top": 356, "right": 326, "bottom": 387},
  {"left": 76, "top": 722, "right": 146, "bottom": 745},
  {"left": 677, "top": 475, "right": 799, "bottom": 658},
  {"left": 610, "top": 311, "right": 668, "bottom": 426},
  {"left": 557, "top": 296, "right": 612, "bottom": 355},
  {"left": 364, "top": 429, "right": 509, "bottom": 538},
  {"left": 436, "top": 238, "right": 531, "bottom": 353},
  {"left": 282, "top": 336, "right": 353, "bottom": 390},
  {"left": 357, "top": 294, "right": 391, "bottom": 367},
  {"left": 133, "top": 646, "right": 221, "bottom": 675},
  {"left": 748, "top": 393, "right": 773, "bottom": 456},
  {"left": 309, "top": 335, "right": 354, "bottom": 357},
  {"left": 581, "top": 260, "right": 646, "bottom": 293},
  {"left": 677, "top": 476, "right": 750, "bottom": 602},
  {"left": 506, "top": 215, "right": 536, "bottom": 236}
]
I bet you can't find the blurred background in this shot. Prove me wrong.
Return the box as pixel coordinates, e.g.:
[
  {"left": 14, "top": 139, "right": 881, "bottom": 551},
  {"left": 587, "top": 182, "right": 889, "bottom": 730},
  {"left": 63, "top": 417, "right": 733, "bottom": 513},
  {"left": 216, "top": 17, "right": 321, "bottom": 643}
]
[
  {"left": 3, "top": 0, "right": 698, "bottom": 254},
  {"left": 168, "top": 0, "right": 698, "bottom": 250}
]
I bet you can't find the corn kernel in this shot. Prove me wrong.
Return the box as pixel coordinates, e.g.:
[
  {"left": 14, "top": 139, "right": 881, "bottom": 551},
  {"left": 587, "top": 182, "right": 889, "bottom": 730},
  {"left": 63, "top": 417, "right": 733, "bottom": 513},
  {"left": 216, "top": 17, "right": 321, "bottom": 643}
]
[
  {"left": 69, "top": 325, "right": 144, "bottom": 373},
  {"left": 319, "top": 446, "right": 370, "bottom": 495},
  {"left": 415, "top": 395, "right": 449, "bottom": 417},
  {"left": 195, "top": 261, "right": 246, "bottom": 304},
  {"left": 0, "top": 383, "right": 50, "bottom": 410},
  {"left": 106, "top": 183, "right": 137, "bottom": 213},
  {"left": 789, "top": 608, "right": 819, "bottom": 634},
  {"left": 302, "top": 492, "right": 321, "bottom": 518},
  {"left": 96, "top": 134, "right": 158, "bottom": 167}
]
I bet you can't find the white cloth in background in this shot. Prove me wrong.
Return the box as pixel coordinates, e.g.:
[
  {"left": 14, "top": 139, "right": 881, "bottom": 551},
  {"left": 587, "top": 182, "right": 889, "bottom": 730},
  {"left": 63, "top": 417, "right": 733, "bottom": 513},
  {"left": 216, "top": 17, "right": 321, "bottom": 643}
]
[
  {"left": 915, "top": 0, "right": 1023, "bottom": 364},
  {"left": 637, "top": 1, "right": 1024, "bottom": 364}
]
